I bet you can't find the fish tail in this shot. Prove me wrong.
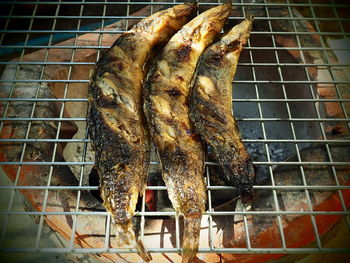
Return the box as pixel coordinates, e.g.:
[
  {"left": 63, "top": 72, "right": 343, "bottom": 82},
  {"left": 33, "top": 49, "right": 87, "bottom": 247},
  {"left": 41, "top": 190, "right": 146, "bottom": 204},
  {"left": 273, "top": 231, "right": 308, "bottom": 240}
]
[
  {"left": 136, "top": 239, "right": 152, "bottom": 262},
  {"left": 114, "top": 222, "right": 152, "bottom": 262},
  {"left": 182, "top": 216, "right": 201, "bottom": 263}
]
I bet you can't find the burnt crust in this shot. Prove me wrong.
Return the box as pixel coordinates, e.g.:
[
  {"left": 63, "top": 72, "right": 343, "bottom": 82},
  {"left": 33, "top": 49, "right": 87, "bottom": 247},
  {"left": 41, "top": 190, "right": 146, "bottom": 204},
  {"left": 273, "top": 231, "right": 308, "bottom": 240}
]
[
  {"left": 87, "top": 4, "right": 198, "bottom": 226},
  {"left": 189, "top": 18, "right": 255, "bottom": 198}
]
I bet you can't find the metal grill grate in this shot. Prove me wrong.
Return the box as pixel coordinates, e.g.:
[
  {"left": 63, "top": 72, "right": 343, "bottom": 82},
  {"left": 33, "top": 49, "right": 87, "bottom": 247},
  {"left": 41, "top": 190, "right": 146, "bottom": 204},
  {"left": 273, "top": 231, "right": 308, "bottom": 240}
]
[{"left": 0, "top": 0, "right": 349, "bottom": 262}]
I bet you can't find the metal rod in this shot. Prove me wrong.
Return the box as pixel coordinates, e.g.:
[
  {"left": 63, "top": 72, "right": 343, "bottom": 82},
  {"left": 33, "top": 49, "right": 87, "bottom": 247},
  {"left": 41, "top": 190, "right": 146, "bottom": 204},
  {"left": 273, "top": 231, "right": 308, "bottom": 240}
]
[
  {"left": 1, "top": 61, "right": 350, "bottom": 67},
  {"left": 2, "top": 79, "right": 350, "bottom": 84},
  {"left": 0, "top": 161, "right": 349, "bottom": 165},
  {"left": 0, "top": 210, "right": 349, "bottom": 217},
  {"left": 0, "top": 1, "right": 349, "bottom": 7},
  {"left": 2, "top": 117, "right": 350, "bottom": 122},
  {"left": 0, "top": 185, "right": 349, "bottom": 191},
  {"left": 2, "top": 98, "right": 350, "bottom": 102},
  {"left": 0, "top": 246, "right": 350, "bottom": 254},
  {"left": 1, "top": 138, "right": 350, "bottom": 143},
  {"left": 1, "top": 45, "right": 349, "bottom": 51}
]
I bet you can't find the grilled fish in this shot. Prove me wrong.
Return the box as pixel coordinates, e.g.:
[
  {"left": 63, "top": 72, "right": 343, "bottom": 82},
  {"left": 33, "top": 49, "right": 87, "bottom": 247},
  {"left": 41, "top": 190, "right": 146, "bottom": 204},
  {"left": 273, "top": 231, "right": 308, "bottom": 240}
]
[
  {"left": 189, "top": 18, "right": 255, "bottom": 198},
  {"left": 143, "top": 4, "right": 232, "bottom": 262},
  {"left": 87, "top": 4, "right": 197, "bottom": 261}
]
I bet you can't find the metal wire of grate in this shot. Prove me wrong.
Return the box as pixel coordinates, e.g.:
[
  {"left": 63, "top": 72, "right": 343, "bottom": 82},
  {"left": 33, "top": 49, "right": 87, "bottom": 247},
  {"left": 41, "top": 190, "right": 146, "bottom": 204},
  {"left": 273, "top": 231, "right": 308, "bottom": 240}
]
[{"left": 0, "top": 0, "right": 349, "bottom": 262}]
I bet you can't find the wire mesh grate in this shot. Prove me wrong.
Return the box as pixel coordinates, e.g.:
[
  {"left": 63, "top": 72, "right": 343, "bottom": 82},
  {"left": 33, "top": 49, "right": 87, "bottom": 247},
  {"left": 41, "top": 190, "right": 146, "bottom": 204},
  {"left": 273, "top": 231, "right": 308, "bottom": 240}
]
[{"left": 0, "top": 0, "right": 349, "bottom": 262}]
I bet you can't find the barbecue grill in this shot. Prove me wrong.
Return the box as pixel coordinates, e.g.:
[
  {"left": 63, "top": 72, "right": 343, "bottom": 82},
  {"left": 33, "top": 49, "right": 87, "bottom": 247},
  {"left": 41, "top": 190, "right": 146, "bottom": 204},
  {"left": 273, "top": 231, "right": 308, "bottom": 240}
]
[{"left": 0, "top": 0, "right": 349, "bottom": 262}]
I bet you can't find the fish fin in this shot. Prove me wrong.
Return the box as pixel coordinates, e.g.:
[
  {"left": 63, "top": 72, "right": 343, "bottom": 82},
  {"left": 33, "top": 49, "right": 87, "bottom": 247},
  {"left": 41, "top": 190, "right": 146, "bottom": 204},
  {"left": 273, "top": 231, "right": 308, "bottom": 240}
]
[
  {"left": 115, "top": 222, "right": 152, "bottom": 262},
  {"left": 136, "top": 239, "right": 152, "bottom": 262},
  {"left": 182, "top": 216, "right": 201, "bottom": 263}
]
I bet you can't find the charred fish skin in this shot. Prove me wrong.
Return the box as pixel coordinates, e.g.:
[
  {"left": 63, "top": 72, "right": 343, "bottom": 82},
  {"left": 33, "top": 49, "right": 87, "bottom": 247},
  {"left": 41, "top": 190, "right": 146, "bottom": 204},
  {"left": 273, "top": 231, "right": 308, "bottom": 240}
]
[
  {"left": 88, "top": 4, "right": 197, "bottom": 261},
  {"left": 189, "top": 17, "right": 255, "bottom": 198},
  {"left": 143, "top": 4, "right": 232, "bottom": 263}
]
